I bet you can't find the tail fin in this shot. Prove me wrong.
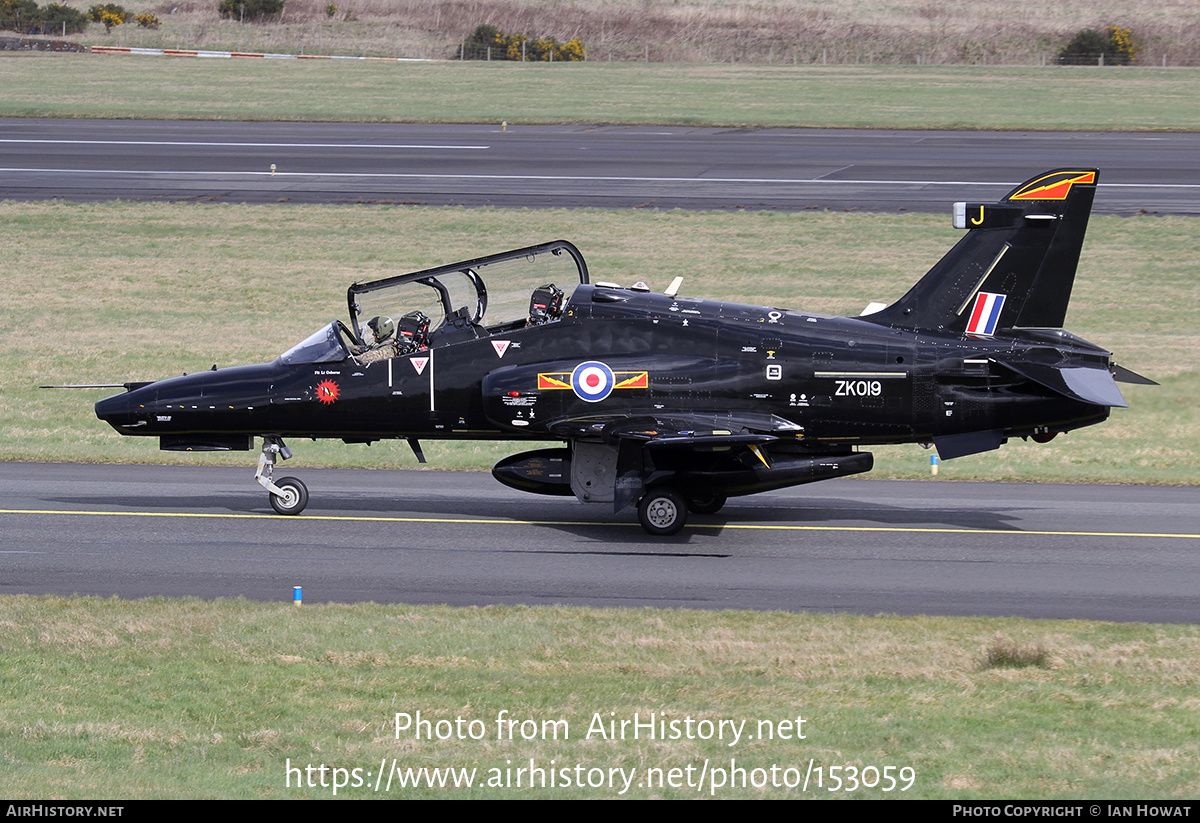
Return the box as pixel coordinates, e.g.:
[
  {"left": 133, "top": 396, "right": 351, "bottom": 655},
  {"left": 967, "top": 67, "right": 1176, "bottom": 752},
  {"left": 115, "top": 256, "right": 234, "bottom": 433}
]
[{"left": 863, "top": 169, "right": 1098, "bottom": 336}]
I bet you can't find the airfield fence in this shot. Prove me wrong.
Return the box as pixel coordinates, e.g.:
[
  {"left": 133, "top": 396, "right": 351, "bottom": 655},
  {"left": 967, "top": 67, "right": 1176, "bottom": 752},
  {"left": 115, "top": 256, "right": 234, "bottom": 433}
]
[{"left": 84, "top": 41, "right": 1195, "bottom": 66}]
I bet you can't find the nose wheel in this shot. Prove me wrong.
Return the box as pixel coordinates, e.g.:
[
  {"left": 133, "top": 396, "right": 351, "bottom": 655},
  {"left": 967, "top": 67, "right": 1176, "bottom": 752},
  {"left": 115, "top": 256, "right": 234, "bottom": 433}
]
[
  {"left": 269, "top": 477, "right": 309, "bottom": 515},
  {"left": 255, "top": 435, "right": 309, "bottom": 515}
]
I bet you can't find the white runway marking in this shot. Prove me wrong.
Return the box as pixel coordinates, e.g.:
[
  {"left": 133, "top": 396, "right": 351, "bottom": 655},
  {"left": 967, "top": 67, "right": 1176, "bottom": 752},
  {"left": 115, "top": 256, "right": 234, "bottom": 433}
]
[
  {"left": 0, "top": 139, "right": 489, "bottom": 150},
  {"left": 4, "top": 166, "right": 1200, "bottom": 190}
]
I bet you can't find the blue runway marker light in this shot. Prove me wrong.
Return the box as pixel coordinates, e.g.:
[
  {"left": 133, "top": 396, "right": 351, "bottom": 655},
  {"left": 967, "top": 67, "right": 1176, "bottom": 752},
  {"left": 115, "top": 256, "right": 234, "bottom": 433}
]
[
  {"left": 293, "top": 586, "right": 302, "bottom": 606},
  {"left": 931, "top": 454, "right": 940, "bottom": 476}
]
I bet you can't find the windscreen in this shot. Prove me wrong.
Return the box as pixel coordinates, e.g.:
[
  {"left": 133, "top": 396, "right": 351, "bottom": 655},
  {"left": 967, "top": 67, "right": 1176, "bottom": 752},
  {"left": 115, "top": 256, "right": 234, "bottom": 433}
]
[{"left": 278, "top": 322, "right": 352, "bottom": 364}]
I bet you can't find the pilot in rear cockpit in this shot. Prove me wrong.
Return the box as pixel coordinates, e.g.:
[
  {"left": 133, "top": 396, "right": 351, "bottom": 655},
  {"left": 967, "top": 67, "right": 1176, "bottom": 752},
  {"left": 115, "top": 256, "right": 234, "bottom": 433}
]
[
  {"left": 527, "top": 283, "right": 564, "bottom": 327},
  {"left": 394, "top": 310, "right": 430, "bottom": 354}
]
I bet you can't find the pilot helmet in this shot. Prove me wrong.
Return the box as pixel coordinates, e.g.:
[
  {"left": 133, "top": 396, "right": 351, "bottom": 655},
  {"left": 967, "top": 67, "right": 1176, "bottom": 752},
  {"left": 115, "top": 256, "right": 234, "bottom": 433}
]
[{"left": 367, "top": 315, "right": 395, "bottom": 343}]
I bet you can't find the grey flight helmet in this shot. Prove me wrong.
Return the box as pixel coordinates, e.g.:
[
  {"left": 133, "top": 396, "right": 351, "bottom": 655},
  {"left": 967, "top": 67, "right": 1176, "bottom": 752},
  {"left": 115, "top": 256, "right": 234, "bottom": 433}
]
[{"left": 366, "top": 315, "right": 395, "bottom": 343}]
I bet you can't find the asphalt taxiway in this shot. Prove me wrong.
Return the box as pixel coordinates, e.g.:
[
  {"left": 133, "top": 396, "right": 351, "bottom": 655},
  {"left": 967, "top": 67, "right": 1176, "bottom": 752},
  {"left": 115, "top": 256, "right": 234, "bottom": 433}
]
[
  {"left": 3, "top": 119, "right": 1200, "bottom": 213},
  {"left": 3, "top": 463, "right": 1196, "bottom": 623}
]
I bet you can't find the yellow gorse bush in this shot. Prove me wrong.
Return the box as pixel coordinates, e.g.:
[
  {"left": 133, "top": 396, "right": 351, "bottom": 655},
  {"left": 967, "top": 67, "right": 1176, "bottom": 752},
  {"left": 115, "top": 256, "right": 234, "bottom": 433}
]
[
  {"left": 462, "top": 23, "right": 584, "bottom": 61},
  {"left": 1107, "top": 26, "right": 1142, "bottom": 64}
]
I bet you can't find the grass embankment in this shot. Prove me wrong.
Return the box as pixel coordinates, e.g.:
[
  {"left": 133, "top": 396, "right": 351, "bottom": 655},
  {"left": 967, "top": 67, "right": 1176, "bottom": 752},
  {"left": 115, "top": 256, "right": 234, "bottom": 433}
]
[
  {"left": 4, "top": 54, "right": 1200, "bottom": 131},
  {"left": 23, "top": 0, "right": 1200, "bottom": 65},
  {"left": 2, "top": 596, "right": 1198, "bottom": 799},
  {"left": 2, "top": 201, "right": 1192, "bottom": 484}
]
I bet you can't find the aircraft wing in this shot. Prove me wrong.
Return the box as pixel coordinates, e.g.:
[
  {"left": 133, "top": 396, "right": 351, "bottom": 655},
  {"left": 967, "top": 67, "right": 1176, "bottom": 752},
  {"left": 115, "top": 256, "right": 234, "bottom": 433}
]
[
  {"left": 546, "top": 412, "right": 800, "bottom": 513},
  {"left": 546, "top": 411, "right": 798, "bottom": 443}
]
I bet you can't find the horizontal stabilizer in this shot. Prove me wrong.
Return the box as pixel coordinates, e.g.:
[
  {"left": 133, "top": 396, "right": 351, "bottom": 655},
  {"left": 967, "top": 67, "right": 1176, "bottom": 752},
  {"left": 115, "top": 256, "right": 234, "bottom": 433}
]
[
  {"left": 1002, "top": 362, "right": 1129, "bottom": 408},
  {"left": 1112, "top": 364, "right": 1158, "bottom": 386}
]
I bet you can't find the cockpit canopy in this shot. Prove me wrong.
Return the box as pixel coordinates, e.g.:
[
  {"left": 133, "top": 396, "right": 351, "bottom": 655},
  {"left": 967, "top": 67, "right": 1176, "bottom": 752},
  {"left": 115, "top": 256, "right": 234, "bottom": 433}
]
[
  {"left": 278, "top": 240, "right": 589, "bottom": 364},
  {"left": 348, "top": 239, "right": 588, "bottom": 343}
]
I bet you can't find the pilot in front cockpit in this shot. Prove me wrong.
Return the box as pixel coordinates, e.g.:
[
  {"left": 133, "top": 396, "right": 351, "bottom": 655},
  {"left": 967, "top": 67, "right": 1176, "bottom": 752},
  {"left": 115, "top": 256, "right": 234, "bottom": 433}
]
[
  {"left": 352, "top": 315, "right": 398, "bottom": 364},
  {"left": 352, "top": 312, "right": 430, "bottom": 365}
]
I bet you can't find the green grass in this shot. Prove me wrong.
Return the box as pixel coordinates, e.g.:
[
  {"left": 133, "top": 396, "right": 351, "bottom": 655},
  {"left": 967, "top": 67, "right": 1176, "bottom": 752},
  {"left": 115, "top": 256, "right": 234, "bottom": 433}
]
[
  {"left": 2, "top": 595, "right": 1198, "bottom": 799},
  {"left": 1, "top": 200, "right": 1194, "bottom": 484},
  {"left": 4, "top": 54, "right": 1200, "bottom": 130}
]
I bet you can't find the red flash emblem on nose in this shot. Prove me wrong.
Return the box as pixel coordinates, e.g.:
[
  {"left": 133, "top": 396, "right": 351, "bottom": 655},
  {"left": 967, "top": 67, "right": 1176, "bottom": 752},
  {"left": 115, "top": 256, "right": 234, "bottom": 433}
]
[{"left": 315, "top": 379, "right": 340, "bottom": 404}]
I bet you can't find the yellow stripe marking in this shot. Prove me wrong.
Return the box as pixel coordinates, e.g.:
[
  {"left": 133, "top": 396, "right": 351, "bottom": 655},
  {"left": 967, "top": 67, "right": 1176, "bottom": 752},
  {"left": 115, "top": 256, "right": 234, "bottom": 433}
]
[{"left": 2, "top": 509, "right": 1197, "bottom": 540}]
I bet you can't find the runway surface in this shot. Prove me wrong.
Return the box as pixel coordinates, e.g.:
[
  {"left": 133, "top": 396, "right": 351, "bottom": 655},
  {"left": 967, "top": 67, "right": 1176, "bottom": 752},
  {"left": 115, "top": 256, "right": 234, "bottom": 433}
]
[
  {"left": 3, "top": 463, "right": 1197, "bottom": 623},
  {"left": 3, "top": 119, "right": 1200, "bottom": 213}
]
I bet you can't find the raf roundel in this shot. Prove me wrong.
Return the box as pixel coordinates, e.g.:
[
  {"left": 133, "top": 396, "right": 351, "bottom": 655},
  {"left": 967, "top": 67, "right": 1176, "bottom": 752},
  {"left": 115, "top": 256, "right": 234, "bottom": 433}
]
[{"left": 571, "top": 361, "right": 615, "bottom": 403}]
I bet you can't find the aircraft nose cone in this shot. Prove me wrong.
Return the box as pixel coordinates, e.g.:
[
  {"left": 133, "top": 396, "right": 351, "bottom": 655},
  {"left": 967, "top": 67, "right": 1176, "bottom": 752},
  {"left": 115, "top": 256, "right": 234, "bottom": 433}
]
[
  {"left": 95, "top": 391, "right": 129, "bottom": 419},
  {"left": 94, "top": 393, "right": 119, "bottom": 420},
  {"left": 95, "top": 386, "right": 153, "bottom": 431},
  {"left": 95, "top": 363, "right": 279, "bottom": 436}
]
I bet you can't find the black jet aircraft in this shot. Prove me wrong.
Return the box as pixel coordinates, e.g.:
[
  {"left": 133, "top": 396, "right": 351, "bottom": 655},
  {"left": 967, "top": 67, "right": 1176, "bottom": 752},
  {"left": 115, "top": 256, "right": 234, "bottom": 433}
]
[{"left": 95, "top": 168, "right": 1151, "bottom": 535}]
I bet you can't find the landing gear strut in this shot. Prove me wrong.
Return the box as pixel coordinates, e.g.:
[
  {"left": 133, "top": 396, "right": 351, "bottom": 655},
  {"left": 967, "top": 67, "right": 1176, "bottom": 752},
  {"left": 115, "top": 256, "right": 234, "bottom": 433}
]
[
  {"left": 255, "top": 435, "right": 308, "bottom": 515},
  {"left": 688, "top": 494, "right": 727, "bottom": 515}
]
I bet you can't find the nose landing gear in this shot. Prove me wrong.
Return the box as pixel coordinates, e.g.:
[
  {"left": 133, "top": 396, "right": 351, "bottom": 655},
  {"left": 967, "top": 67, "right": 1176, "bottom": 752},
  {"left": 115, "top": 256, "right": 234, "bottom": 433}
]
[{"left": 255, "top": 435, "right": 309, "bottom": 515}]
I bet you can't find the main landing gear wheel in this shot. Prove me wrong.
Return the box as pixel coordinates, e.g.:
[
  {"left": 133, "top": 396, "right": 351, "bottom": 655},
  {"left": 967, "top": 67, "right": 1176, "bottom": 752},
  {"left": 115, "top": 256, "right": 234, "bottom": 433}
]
[
  {"left": 688, "top": 494, "right": 727, "bottom": 515},
  {"left": 269, "top": 476, "right": 308, "bottom": 516},
  {"left": 638, "top": 487, "right": 688, "bottom": 536}
]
